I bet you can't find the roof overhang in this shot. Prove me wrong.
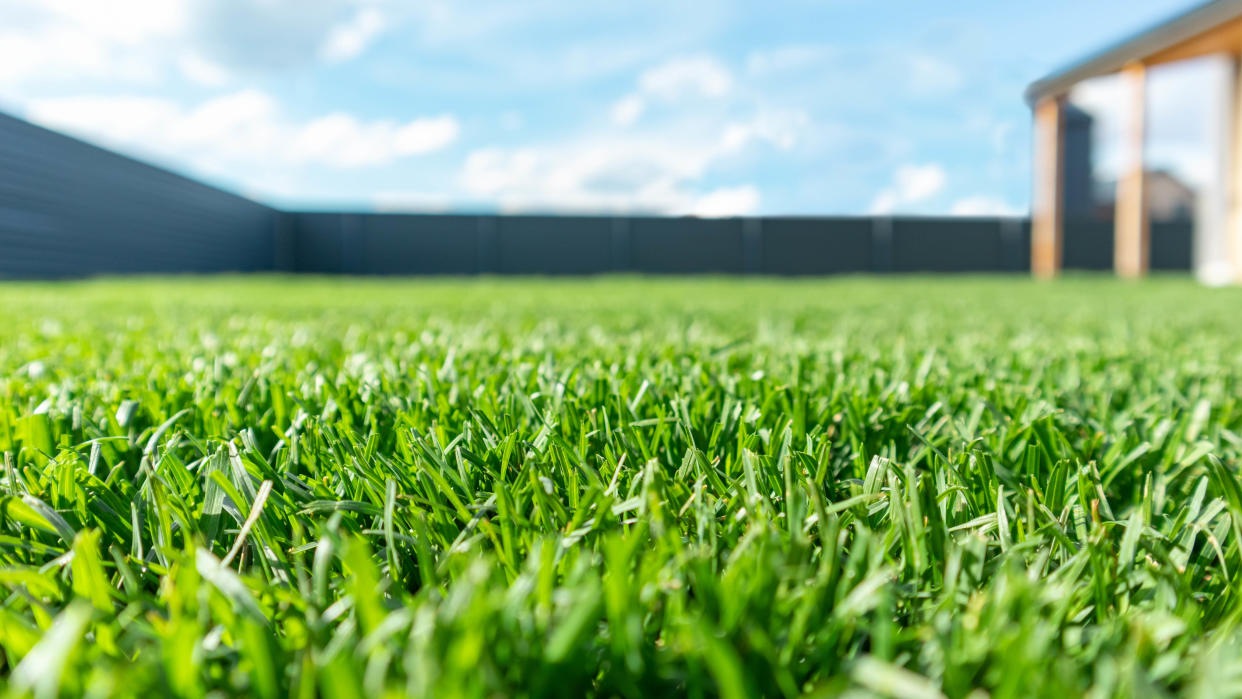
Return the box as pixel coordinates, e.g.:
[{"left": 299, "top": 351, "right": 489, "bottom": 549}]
[{"left": 1025, "top": 0, "right": 1242, "bottom": 105}]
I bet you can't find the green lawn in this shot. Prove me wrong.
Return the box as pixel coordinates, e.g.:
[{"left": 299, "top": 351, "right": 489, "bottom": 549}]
[{"left": 2, "top": 275, "right": 1242, "bottom": 697}]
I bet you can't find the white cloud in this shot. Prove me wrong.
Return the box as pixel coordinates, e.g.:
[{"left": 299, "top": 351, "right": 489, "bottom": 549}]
[
  {"left": 745, "top": 43, "right": 961, "bottom": 99},
  {"left": 394, "top": 116, "right": 461, "bottom": 155},
  {"left": 25, "top": 90, "right": 459, "bottom": 172},
  {"left": 178, "top": 53, "right": 230, "bottom": 87},
  {"left": 373, "top": 191, "right": 455, "bottom": 213},
  {"left": 26, "top": 95, "right": 184, "bottom": 143},
  {"left": 896, "top": 163, "right": 947, "bottom": 201},
  {"left": 460, "top": 144, "right": 680, "bottom": 213},
  {"left": 950, "top": 195, "right": 1021, "bottom": 216},
  {"left": 450, "top": 48, "right": 810, "bottom": 215},
  {"left": 0, "top": 0, "right": 391, "bottom": 87},
  {"left": 908, "top": 55, "right": 962, "bottom": 95},
  {"left": 288, "top": 113, "right": 459, "bottom": 167},
  {"left": 499, "top": 110, "right": 524, "bottom": 131},
  {"left": 459, "top": 128, "right": 751, "bottom": 214},
  {"left": 320, "top": 8, "right": 386, "bottom": 63},
  {"left": 638, "top": 55, "right": 732, "bottom": 100},
  {"left": 0, "top": 24, "right": 161, "bottom": 86},
  {"left": 721, "top": 109, "right": 809, "bottom": 151},
  {"left": 0, "top": 4, "right": 1024, "bottom": 214},
  {"left": 744, "top": 45, "right": 831, "bottom": 77},
  {"left": 191, "top": 0, "right": 391, "bottom": 72},
  {"left": 611, "top": 94, "right": 645, "bottom": 126},
  {"left": 452, "top": 43, "right": 829, "bottom": 216},
  {"left": 869, "top": 163, "right": 946, "bottom": 213},
  {"left": 688, "top": 186, "right": 760, "bottom": 217},
  {"left": 34, "top": 0, "right": 190, "bottom": 44},
  {"left": 380, "top": 1, "right": 735, "bottom": 91},
  {"left": 868, "top": 191, "right": 900, "bottom": 216},
  {"left": 0, "top": 0, "right": 189, "bottom": 87}
]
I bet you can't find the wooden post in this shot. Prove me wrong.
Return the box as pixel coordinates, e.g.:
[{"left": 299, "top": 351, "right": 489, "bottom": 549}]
[
  {"left": 1196, "top": 53, "right": 1240, "bottom": 285},
  {"left": 1115, "top": 63, "right": 1149, "bottom": 278},
  {"left": 1227, "top": 54, "right": 1242, "bottom": 283},
  {"left": 1031, "top": 96, "right": 1066, "bottom": 278}
]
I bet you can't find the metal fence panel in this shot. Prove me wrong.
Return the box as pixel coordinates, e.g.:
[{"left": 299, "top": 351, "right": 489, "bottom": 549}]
[
  {"left": 891, "top": 218, "right": 1009, "bottom": 272},
  {"left": 0, "top": 109, "right": 1201, "bottom": 280},
  {"left": 1151, "top": 222, "right": 1193, "bottom": 271},
  {"left": 360, "top": 215, "right": 479, "bottom": 275},
  {"left": 760, "top": 218, "right": 872, "bottom": 275},
  {"left": 497, "top": 216, "right": 612, "bottom": 274},
  {"left": 1006, "top": 220, "right": 1032, "bottom": 272},
  {"left": 0, "top": 112, "right": 276, "bottom": 278},
  {"left": 1062, "top": 219, "right": 1114, "bottom": 270},
  {"left": 629, "top": 217, "right": 746, "bottom": 274},
  {"left": 291, "top": 214, "right": 347, "bottom": 274}
]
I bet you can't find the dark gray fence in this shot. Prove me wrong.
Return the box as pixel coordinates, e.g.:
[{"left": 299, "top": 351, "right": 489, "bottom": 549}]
[
  {"left": 285, "top": 213, "right": 1009, "bottom": 276},
  {"left": 1059, "top": 219, "right": 1193, "bottom": 271},
  {"left": 0, "top": 110, "right": 1195, "bottom": 278},
  {"left": 0, "top": 112, "right": 280, "bottom": 278},
  {"left": 283, "top": 212, "right": 1192, "bottom": 276}
]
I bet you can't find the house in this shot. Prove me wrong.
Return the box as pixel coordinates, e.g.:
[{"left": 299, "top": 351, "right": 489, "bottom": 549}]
[
  {"left": 1063, "top": 105, "right": 1097, "bottom": 220},
  {"left": 1092, "top": 171, "right": 1198, "bottom": 222}
]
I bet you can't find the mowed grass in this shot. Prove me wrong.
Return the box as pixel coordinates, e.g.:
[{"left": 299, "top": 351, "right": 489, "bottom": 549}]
[{"left": 3, "top": 275, "right": 1242, "bottom": 697}]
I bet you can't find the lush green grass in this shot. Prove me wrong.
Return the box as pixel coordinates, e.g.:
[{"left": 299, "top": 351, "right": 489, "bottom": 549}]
[{"left": 3, "top": 275, "right": 1242, "bottom": 698}]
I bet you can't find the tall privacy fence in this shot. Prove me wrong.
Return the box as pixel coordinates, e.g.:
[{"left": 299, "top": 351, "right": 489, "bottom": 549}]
[
  {"left": 0, "top": 111, "right": 275, "bottom": 278},
  {"left": 283, "top": 213, "right": 1192, "bottom": 276},
  {"left": 0, "top": 110, "right": 1193, "bottom": 278}
]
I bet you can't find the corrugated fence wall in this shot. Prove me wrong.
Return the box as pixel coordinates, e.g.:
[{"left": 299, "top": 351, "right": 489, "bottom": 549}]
[
  {"left": 0, "top": 111, "right": 1194, "bottom": 278},
  {"left": 284, "top": 213, "right": 1192, "bottom": 276},
  {"left": 0, "top": 112, "right": 280, "bottom": 278}
]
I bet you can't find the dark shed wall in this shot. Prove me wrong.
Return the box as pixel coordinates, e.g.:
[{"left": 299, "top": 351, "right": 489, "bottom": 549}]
[
  {"left": 0, "top": 112, "right": 277, "bottom": 278},
  {"left": 1151, "top": 222, "right": 1193, "bottom": 271}
]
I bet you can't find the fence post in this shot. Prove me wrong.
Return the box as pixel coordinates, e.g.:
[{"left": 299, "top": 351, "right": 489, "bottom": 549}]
[
  {"left": 871, "top": 217, "right": 894, "bottom": 273},
  {"left": 611, "top": 217, "right": 631, "bottom": 272},
  {"left": 743, "top": 218, "right": 763, "bottom": 275},
  {"left": 340, "top": 214, "right": 364, "bottom": 275},
  {"left": 1000, "top": 217, "right": 1022, "bottom": 272},
  {"left": 272, "top": 212, "right": 295, "bottom": 272}
]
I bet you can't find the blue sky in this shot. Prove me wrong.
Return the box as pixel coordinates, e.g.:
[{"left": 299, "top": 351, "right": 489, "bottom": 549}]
[{"left": 0, "top": 0, "right": 1210, "bottom": 216}]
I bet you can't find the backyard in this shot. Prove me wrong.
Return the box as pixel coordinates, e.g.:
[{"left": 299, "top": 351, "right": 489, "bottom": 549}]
[{"left": 2, "top": 276, "right": 1241, "bottom": 696}]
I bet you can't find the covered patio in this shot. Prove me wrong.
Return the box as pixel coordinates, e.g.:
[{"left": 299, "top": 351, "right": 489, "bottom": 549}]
[{"left": 1028, "top": 0, "right": 1242, "bottom": 280}]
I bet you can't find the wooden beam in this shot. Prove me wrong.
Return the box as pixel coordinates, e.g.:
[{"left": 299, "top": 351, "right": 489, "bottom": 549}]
[
  {"left": 1115, "top": 63, "right": 1149, "bottom": 278},
  {"left": 1031, "top": 96, "right": 1066, "bottom": 278},
  {"left": 1145, "top": 14, "right": 1242, "bottom": 67}
]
